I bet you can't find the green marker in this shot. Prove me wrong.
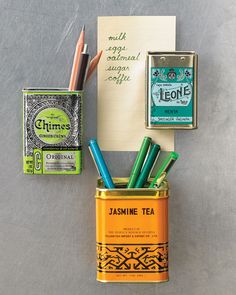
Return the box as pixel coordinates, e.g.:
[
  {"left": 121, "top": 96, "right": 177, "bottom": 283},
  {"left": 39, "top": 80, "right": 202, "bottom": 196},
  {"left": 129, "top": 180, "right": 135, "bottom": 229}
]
[
  {"left": 127, "top": 137, "right": 152, "bottom": 188},
  {"left": 149, "top": 152, "right": 179, "bottom": 188},
  {"left": 135, "top": 144, "right": 160, "bottom": 188}
]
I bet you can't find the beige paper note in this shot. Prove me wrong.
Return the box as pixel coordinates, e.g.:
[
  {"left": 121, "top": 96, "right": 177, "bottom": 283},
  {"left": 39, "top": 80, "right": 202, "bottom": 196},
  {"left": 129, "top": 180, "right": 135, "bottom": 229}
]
[{"left": 97, "top": 16, "right": 176, "bottom": 151}]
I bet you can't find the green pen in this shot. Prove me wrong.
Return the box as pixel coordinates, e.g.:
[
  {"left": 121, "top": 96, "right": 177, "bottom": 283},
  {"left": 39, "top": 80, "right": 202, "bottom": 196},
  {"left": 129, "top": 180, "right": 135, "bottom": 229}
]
[
  {"left": 127, "top": 136, "right": 152, "bottom": 188},
  {"left": 149, "top": 152, "right": 179, "bottom": 188},
  {"left": 135, "top": 144, "right": 160, "bottom": 188}
]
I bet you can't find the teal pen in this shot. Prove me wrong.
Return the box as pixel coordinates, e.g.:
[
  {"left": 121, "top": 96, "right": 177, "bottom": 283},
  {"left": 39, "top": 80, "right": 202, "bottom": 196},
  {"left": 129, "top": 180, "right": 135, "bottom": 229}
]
[
  {"left": 88, "top": 139, "right": 115, "bottom": 189},
  {"left": 135, "top": 144, "right": 160, "bottom": 188}
]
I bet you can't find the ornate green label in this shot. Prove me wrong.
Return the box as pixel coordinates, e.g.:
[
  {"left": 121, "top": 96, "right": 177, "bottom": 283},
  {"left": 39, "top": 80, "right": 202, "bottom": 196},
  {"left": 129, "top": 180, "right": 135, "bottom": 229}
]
[
  {"left": 34, "top": 108, "right": 71, "bottom": 144},
  {"left": 23, "top": 91, "right": 82, "bottom": 175},
  {"left": 151, "top": 67, "right": 193, "bottom": 124}
]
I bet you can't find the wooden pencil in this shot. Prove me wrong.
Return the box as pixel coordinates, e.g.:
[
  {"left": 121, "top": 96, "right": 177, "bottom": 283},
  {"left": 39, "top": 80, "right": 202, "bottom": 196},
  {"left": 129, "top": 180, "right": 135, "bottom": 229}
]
[
  {"left": 69, "top": 25, "right": 85, "bottom": 90},
  {"left": 86, "top": 50, "right": 103, "bottom": 81}
]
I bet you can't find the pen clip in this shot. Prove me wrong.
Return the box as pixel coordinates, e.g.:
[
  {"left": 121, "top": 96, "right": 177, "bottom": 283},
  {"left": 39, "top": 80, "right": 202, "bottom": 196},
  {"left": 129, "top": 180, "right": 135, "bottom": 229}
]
[
  {"left": 155, "top": 172, "right": 167, "bottom": 188},
  {"left": 88, "top": 146, "right": 101, "bottom": 176}
]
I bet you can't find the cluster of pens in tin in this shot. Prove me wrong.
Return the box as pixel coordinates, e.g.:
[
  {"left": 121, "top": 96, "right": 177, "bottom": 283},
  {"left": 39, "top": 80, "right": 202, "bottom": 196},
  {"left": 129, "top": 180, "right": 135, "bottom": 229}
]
[{"left": 88, "top": 137, "right": 179, "bottom": 189}]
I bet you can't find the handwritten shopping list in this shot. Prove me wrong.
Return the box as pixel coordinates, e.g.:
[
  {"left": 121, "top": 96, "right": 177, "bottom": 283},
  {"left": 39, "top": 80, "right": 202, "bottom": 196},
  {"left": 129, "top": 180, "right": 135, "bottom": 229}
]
[
  {"left": 98, "top": 16, "right": 176, "bottom": 151},
  {"left": 105, "top": 32, "right": 140, "bottom": 85}
]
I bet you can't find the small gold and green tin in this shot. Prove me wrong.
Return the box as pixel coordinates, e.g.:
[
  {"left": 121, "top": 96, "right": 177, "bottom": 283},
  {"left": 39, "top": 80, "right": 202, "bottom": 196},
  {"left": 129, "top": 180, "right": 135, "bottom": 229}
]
[
  {"left": 146, "top": 51, "right": 198, "bottom": 129},
  {"left": 23, "top": 88, "right": 83, "bottom": 175}
]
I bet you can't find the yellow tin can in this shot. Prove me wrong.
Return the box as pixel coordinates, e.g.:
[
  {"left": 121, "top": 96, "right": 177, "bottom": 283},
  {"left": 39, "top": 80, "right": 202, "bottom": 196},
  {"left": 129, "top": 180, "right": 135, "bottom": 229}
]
[{"left": 96, "top": 178, "right": 169, "bottom": 283}]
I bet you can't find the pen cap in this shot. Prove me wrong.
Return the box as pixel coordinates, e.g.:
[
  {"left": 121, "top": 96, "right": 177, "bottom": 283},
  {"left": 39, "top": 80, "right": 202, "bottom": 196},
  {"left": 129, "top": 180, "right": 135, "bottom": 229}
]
[
  {"left": 134, "top": 143, "right": 160, "bottom": 188},
  {"left": 88, "top": 146, "right": 100, "bottom": 175},
  {"left": 89, "top": 139, "right": 115, "bottom": 188},
  {"left": 89, "top": 139, "right": 107, "bottom": 177},
  {"left": 149, "top": 151, "right": 179, "bottom": 188},
  {"left": 131, "top": 136, "right": 152, "bottom": 175},
  {"left": 136, "top": 136, "right": 151, "bottom": 165},
  {"left": 127, "top": 136, "right": 152, "bottom": 188},
  {"left": 141, "top": 143, "right": 160, "bottom": 174},
  {"left": 169, "top": 152, "right": 179, "bottom": 160},
  {"left": 165, "top": 152, "right": 179, "bottom": 174}
]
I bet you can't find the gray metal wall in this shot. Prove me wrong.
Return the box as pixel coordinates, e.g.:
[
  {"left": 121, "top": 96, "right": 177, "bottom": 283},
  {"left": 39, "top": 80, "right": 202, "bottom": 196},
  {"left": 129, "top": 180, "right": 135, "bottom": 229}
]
[{"left": 0, "top": 0, "right": 235, "bottom": 294}]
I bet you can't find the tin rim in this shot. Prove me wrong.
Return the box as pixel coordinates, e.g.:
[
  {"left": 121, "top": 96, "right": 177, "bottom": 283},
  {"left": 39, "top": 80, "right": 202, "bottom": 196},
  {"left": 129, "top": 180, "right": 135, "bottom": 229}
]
[
  {"left": 22, "top": 88, "right": 83, "bottom": 94},
  {"left": 95, "top": 178, "right": 169, "bottom": 199}
]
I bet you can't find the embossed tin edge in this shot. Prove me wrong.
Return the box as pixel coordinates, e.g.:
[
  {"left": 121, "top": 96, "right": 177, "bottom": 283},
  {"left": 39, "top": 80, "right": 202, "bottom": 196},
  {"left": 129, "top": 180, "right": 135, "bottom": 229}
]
[
  {"left": 145, "top": 51, "right": 198, "bottom": 130},
  {"left": 22, "top": 88, "right": 83, "bottom": 95},
  {"left": 95, "top": 178, "right": 169, "bottom": 199}
]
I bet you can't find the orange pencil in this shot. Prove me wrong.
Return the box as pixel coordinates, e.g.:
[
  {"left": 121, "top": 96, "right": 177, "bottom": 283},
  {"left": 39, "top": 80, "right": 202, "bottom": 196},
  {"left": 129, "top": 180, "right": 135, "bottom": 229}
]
[
  {"left": 69, "top": 25, "right": 85, "bottom": 90},
  {"left": 86, "top": 50, "right": 103, "bottom": 81}
]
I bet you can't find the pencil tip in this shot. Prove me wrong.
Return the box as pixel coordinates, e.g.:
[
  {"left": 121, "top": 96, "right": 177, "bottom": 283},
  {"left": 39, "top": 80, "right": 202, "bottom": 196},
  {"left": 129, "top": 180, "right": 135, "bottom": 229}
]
[{"left": 82, "top": 25, "right": 85, "bottom": 32}]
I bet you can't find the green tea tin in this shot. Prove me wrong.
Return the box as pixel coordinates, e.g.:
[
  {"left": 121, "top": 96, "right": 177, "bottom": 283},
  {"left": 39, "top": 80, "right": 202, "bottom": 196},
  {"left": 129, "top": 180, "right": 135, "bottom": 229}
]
[
  {"left": 23, "top": 88, "right": 83, "bottom": 175},
  {"left": 146, "top": 51, "right": 198, "bottom": 129}
]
